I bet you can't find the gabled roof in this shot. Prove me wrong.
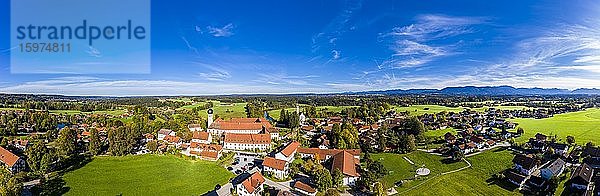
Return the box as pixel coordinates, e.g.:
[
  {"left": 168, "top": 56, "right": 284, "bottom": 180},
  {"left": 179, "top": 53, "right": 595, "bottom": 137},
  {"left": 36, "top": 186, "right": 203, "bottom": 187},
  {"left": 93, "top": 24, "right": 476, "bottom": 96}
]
[
  {"left": 512, "top": 154, "right": 537, "bottom": 170},
  {"left": 444, "top": 132, "right": 456, "bottom": 141},
  {"left": 294, "top": 181, "right": 316, "bottom": 193},
  {"left": 297, "top": 148, "right": 361, "bottom": 161},
  {"left": 224, "top": 133, "right": 271, "bottom": 144},
  {"left": 209, "top": 118, "right": 272, "bottom": 130},
  {"left": 570, "top": 163, "right": 594, "bottom": 185},
  {"left": 241, "top": 172, "right": 265, "bottom": 193},
  {"left": 470, "top": 136, "right": 485, "bottom": 143},
  {"left": 505, "top": 170, "right": 526, "bottom": 184},
  {"left": 163, "top": 135, "right": 181, "bottom": 143},
  {"left": 280, "top": 141, "right": 300, "bottom": 157},
  {"left": 582, "top": 146, "right": 600, "bottom": 157},
  {"left": 158, "top": 129, "right": 173, "bottom": 135},
  {"left": 263, "top": 157, "right": 286, "bottom": 171},
  {"left": 544, "top": 158, "right": 565, "bottom": 176},
  {"left": 331, "top": 151, "right": 360, "bottom": 177},
  {"left": 0, "top": 146, "right": 20, "bottom": 167},
  {"left": 192, "top": 131, "right": 210, "bottom": 140}
]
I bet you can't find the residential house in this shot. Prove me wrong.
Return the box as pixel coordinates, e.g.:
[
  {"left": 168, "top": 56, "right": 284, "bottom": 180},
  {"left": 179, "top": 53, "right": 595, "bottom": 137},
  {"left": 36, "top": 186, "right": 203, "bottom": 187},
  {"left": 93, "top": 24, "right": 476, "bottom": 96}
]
[
  {"left": 163, "top": 135, "right": 182, "bottom": 148},
  {"left": 570, "top": 163, "right": 594, "bottom": 190},
  {"left": 223, "top": 133, "right": 271, "bottom": 151},
  {"left": 188, "top": 124, "right": 203, "bottom": 132},
  {"left": 541, "top": 158, "right": 566, "bottom": 180},
  {"left": 143, "top": 133, "right": 155, "bottom": 143},
  {"left": 535, "top": 133, "right": 548, "bottom": 142},
  {"left": 192, "top": 131, "right": 212, "bottom": 144},
  {"left": 549, "top": 143, "right": 569, "bottom": 156},
  {"left": 297, "top": 148, "right": 361, "bottom": 163},
  {"left": 236, "top": 172, "right": 266, "bottom": 196},
  {"left": 275, "top": 141, "right": 300, "bottom": 162},
  {"left": 513, "top": 154, "right": 539, "bottom": 175},
  {"left": 266, "top": 127, "right": 280, "bottom": 140},
  {"left": 262, "top": 157, "right": 288, "bottom": 179},
  {"left": 470, "top": 136, "right": 486, "bottom": 149},
  {"left": 444, "top": 132, "right": 456, "bottom": 144},
  {"left": 506, "top": 169, "right": 527, "bottom": 187},
  {"left": 293, "top": 181, "right": 317, "bottom": 196},
  {"left": 188, "top": 143, "right": 223, "bottom": 161},
  {"left": 331, "top": 151, "right": 360, "bottom": 186},
  {"left": 0, "top": 146, "right": 26, "bottom": 173},
  {"left": 10, "top": 139, "right": 29, "bottom": 151},
  {"left": 157, "top": 129, "right": 175, "bottom": 140}
]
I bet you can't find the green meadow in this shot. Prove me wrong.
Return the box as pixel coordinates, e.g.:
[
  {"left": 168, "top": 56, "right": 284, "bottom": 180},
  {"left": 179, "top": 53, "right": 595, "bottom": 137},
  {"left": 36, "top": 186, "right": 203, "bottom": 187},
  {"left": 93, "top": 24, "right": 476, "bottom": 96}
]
[
  {"left": 511, "top": 108, "right": 600, "bottom": 145},
  {"left": 63, "top": 155, "right": 233, "bottom": 195}
]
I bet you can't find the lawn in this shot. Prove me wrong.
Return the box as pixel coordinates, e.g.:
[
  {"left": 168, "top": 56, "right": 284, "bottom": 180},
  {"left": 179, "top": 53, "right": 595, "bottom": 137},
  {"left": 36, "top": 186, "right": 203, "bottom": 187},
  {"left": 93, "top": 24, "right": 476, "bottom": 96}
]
[
  {"left": 399, "top": 148, "right": 518, "bottom": 195},
  {"left": 424, "top": 127, "right": 457, "bottom": 138},
  {"left": 63, "top": 154, "right": 233, "bottom": 195},
  {"left": 371, "top": 151, "right": 468, "bottom": 190},
  {"left": 511, "top": 108, "right": 600, "bottom": 145}
]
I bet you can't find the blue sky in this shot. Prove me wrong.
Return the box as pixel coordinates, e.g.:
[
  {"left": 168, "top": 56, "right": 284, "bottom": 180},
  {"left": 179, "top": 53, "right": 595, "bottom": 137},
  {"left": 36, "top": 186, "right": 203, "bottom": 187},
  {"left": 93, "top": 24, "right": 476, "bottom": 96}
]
[{"left": 1, "top": 0, "right": 600, "bottom": 96}]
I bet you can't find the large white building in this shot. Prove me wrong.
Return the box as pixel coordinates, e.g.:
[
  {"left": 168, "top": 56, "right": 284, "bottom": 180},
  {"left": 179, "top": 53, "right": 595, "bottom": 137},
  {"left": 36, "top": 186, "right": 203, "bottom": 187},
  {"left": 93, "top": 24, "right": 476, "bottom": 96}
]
[
  {"left": 207, "top": 118, "right": 273, "bottom": 136},
  {"left": 223, "top": 133, "right": 271, "bottom": 151}
]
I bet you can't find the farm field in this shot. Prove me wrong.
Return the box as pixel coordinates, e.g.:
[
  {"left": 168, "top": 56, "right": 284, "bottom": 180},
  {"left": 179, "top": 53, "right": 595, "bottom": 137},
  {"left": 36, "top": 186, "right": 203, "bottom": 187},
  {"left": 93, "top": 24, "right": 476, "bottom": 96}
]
[
  {"left": 63, "top": 155, "right": 233, "bottom": 196},
  {"left": 196, "top": 101, "right": 247, "bottom": 120},
  {"left": 394, "top": 105, "right": 470, "bottom": 116},
  {"left": 511, "top": 108, "right": 600, "bottom": 145},
  {"left": 371, "top": 151, "right": 468, "bottom": 191}
]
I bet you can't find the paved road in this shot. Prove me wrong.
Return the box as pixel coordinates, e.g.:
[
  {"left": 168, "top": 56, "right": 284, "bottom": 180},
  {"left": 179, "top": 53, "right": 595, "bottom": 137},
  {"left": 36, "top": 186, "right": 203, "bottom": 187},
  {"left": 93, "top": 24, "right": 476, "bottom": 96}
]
[
  {"left": 215, "top": 183, "right": 233, "bottom": 196},
  {"left": 264, "top": 178, "right": 293, "bottom": 192}
]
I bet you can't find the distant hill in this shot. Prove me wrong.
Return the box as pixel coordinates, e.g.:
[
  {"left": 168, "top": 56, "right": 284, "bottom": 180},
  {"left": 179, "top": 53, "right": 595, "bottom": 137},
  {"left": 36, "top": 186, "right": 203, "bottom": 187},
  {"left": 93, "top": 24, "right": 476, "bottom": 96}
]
[{"left": 349, "top": 86, "right": 600, "bottom": 95}]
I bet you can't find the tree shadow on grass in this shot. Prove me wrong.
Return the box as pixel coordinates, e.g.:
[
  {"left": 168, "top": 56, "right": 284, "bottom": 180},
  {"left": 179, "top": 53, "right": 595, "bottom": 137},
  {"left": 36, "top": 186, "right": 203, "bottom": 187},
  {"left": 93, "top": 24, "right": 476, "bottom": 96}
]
[
  {"left": 57, "top": 154, "right": 93, "bottom": 175},
  {"left": 30, "top": 176, "right": 70, "bottom": 195},
  {"left": 485, "top": 169, "right": 518, "bottom": 192}
]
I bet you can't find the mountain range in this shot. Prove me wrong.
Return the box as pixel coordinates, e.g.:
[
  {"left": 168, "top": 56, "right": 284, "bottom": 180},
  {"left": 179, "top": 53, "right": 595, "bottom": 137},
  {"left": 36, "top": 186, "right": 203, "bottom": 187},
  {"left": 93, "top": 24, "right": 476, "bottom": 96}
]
[{"left": 348, "top": 86, "right": 600, "bottom": 95}]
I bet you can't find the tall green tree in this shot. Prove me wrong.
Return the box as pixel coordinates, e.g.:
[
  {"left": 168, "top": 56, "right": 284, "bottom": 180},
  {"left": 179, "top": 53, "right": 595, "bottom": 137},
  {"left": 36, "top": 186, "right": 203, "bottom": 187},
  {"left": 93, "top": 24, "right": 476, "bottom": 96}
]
[
  {"left": 57, "top": 127, "right": 77, "bottom": 156},
  {"left": 332, "top": 168, "right": 344, "bottom": 188},
  {"left": 313, "top": 167, "right": 333, "bottom": 191},
  {"left": 88, "top": 128, "right": 102, "bottom": 155}
]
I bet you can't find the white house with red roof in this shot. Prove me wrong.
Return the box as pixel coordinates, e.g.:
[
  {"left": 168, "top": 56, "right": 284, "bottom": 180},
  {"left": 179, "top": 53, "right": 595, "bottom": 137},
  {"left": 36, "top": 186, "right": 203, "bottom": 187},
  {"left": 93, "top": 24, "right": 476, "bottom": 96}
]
[
  {"left": 0, "top": 146, "right": 26, "bottom": 173},
  {"left": 275, "top": 141, "right": 300, "bottom": 162},
  {"left": 208, "top": 118, "right": 273, "bottom": 136},
  {"left": 157, "top": 129, "right": 175, "bottom": 140},
  {"left": 191, "top": 131, "right": 212, "bottom": 144},
  {"left": 236, "top": 172, "right": 266, "bottom": 196},
  {"left": 262, "top": 157, "right": 288, "bottom": 179},
  {"left": 223, "top": 133, "right": 271, "bottom": 151},
  {"left": 331, "top": 151, "right": 360, "bottom": 186}
]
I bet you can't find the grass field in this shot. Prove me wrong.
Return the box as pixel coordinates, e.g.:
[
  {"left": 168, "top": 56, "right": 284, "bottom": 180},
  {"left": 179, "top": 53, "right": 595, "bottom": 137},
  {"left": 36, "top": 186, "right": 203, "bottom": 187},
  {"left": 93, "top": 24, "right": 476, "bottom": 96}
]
[
  {"left": 376, "top": 148, "right": 517, "bottom": 195},
  {"left": 394, "top": 105, "right": 535, "bottom": 116},
  {"left": 196, "top": 101, "right": 248, "bottom": 120},
  {"left": 371, "top": 151, "right": 468, "bottom": 190},
  {"left": 400, "top": 148, "right": 518, "bottom": 195},
  {"left": 511, "top": 108, "right": 600, "bottom": 145},
  {"left": 63, "top": 155, "right": 233, "bottom": 195}
]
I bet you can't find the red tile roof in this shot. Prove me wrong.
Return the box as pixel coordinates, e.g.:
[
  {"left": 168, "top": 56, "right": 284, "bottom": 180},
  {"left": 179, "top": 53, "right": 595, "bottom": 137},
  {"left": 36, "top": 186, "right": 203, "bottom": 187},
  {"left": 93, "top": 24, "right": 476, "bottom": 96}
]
[
  {"left": 297, "top": 148, "right": 360, "bottom": 161},
  {"left": 224, "top": 133, "right": 271, "bottom": 144},
  {"left": 190, "top": 142, "right": 222, "bottom": 151},
  {"left": 241, "top": 172, "right": 265, "bottom": 193},
  {"left": 210, "top": 118, "right": 273, "bottom": 130},
  {"left": 263, "top": 157, "right": 286, "bottom": 171},
  {"left": 163, "top": 135, "right": 181, "bottom": 143},
  {"left": 280, "top": 141, "right": 300, "bottom": 157},
  {"left": 192, "top": 131, "right": 210, "bottom": 140},
  {"left": 294, "top": 181, "right": 316, "bottom": 193},
  {"left": 331, "top": 151, "right": 360, "bottom": 177},
  {"left": 0, "top": 146, "right": 20, "bottom": 167}
]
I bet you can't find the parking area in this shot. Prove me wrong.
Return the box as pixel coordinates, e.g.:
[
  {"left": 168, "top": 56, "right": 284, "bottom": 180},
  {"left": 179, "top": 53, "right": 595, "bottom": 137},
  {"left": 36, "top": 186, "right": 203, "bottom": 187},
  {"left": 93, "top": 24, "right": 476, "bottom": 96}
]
[{"left": 227, "top": 152, "right": 261, "bottom": 175}]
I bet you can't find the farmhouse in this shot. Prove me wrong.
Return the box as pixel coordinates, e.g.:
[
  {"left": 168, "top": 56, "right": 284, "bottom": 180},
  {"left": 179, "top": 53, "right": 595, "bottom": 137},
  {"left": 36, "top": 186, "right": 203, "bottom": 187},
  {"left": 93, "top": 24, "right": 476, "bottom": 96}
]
[
  {"left": 187, "top": 124, "right": 203, "bottom": 132},
  {"left": 262, "top": 157, "right": 288, "bottom": 179},
  {"left": 187, "top": 143, "right": 223, "bottom": 161},
  {"left": 274, "top": 141, "right": 300, "bottom": 162},
  {"left": 236, "top": 172, "right": 266, "bottom": 196},
  {"left": 512, "top": 154, "right": 539, "bottom": 175},
  {"left": 293, "top": 181, "right": 317, "bottom": 196},
  {"left": 0, "top": 146, "right": 26, "bottom": 173},
  {"left": 505, "top": 170, "right": 527, "bottom": 187},
  {"left": 570, "top": 163, "right": 594, "bottom": 190},
  {"left": 444, "top": 132, "right": 456, "bottom": 144},
  {"left": 331, "top": 150, "right": 360, "bottom": 186},
  {"left": 549, "top": 143, "right": 569, "bottom": 156},
  {"left": 223, "top": 133, "right": 271, "bottom": 151}
]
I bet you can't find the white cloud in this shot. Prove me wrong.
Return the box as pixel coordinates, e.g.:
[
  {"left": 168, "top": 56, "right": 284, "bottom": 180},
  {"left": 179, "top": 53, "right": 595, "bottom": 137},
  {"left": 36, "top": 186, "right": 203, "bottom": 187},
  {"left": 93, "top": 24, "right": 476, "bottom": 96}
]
[
  {"left": 331, "top": 50, "right": 341, "bottom": 60},
  {"left": 198, "top": 71, "right": 231, "bottom": 81},
  {"left": 207, "top": 23, "right": 235, "bottom": 37},
  {"left": 86, "top": 46, "right": 102, "bottom": 58},
  {"left": 380, "top": 14, "right": 486, "bottom": 68}
]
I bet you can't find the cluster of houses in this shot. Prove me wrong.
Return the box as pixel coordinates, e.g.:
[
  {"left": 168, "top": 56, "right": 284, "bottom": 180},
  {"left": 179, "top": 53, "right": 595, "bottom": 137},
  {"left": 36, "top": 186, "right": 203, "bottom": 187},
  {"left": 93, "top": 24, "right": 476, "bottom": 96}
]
[
  {"left": 0, "top": 145, "right": 27, "bottom": 173},
  {"left": 504, "top": 133, "right": 600, "bottom": 195},
  {"left": 443, "top": 127, "right": 508, "bottom": 155}
]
